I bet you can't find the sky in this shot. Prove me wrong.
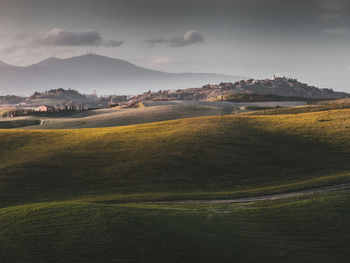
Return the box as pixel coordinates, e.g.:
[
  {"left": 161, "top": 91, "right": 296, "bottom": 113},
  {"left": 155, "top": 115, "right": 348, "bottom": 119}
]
[{"left": 0, "top": 0, "right": 350, "bottom": 91}]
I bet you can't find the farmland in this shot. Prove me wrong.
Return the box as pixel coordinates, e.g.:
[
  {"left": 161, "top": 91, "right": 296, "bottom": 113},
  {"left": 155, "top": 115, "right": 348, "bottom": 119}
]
[{"left": 1, "top": 107, "right": 350, "bottom": 262}]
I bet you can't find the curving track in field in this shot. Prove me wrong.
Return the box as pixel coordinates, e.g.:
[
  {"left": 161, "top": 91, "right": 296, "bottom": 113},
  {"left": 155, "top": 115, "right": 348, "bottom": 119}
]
[{"left": 143, "top": 183, "right": 350, "bottom": 205}]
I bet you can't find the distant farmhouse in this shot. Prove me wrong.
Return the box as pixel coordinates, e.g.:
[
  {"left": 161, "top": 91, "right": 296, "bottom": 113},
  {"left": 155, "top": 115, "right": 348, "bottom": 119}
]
[{"left": 38, "top": 105, "right": 55, "bottom": 112}]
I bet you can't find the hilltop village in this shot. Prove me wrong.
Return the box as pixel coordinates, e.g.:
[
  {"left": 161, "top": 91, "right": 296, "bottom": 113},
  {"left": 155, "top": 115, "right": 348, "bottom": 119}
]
[
  {"left": 119, "top": 76, "right": 348, "bottom": 107},
  {"left": 1, "top": 77, "right": 348, "bottom": 115}
]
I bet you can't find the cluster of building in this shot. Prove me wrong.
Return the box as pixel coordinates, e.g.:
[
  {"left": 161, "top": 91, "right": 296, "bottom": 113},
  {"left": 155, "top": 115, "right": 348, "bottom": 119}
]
[
  {"left": 116, "top": 76, "right": 348, "bottom": 104},
  {"left": 36, "top": 104, "right": 88, "bottom": 112},
  {"left": 119, "top": 76, "right": 308, "bottom": 103},
  {"left": 2, "top": 77, "right": 348, "bottom": 116}
]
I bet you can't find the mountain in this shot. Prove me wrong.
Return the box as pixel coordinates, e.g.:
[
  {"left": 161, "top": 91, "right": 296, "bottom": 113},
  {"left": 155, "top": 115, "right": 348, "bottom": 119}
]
[
  {"left": 36, "top": 57, "right": 63, "bottom": 66},
  {"left": 0, "top": 54, "right": 244, "bottom": 95}
]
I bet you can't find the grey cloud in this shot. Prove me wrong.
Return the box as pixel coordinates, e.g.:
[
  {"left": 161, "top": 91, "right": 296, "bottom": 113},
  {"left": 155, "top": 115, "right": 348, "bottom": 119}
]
[
  {"left": 145, "top": 31, "right": 205, "bottom": 47},
  {"left": 0, "top": 45, "right": 20, "bottom": 54},
  {"left": 103, "top": 39, "right": 125, "bottom": 47},
  {"left": 12, "top": 33, "right": 34, "bottom": 40},
  {"left": 319, "top": 13, "right": 342, "bottom": 22},
  {"left": 323, "top": 27, "right": 350, "bottom": 35},
  {"left": 144, "top": 38, "right": 167, "bottom": 47},
  {"left": 318, "top": 0, "right": 348, "bottom": 11},
  {"left": 33, "top": 28, "right": 124, "bottom": 47}
]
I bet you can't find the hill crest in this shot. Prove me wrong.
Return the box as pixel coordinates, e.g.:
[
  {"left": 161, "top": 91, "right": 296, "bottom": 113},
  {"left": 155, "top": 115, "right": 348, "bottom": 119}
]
[{"left": 203, "top": 76, "right": 349, "bottom": 99}]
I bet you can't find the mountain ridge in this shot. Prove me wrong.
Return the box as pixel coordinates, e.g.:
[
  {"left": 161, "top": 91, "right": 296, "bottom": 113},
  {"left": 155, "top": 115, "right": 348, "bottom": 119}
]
[{"left": 0, "top": 54, "right": 244, "bottom": 95}]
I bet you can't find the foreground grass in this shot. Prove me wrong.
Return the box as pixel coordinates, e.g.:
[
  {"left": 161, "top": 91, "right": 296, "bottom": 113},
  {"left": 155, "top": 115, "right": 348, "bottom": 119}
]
[
  {"left": 1, "top": 109, "right": 350, "bottom": 207},
  {"left": 0, "top": 190, "right": 349, "bottom": 263}
]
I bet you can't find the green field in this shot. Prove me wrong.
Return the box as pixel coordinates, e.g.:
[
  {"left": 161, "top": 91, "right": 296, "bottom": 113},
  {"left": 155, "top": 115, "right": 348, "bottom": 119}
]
[
  {"left": 1, "top": 109, "right": 350, "bottom": 206},
  {"left": 0, "top": 190, "right": 349, "bottom": 262},
  {"left": 22, "top": 104, "right": 239, "bottom": 129},
  {"left": 244, "top": 100, "right": 350, "bottom": 115},
  {"left": 1, "top": 108, "right": 350, "bottom": 262}
]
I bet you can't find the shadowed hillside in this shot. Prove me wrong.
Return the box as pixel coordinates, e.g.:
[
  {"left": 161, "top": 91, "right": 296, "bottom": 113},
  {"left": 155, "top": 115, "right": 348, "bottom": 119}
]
[
  {"left": 1, "top": 109, "right": 350, "bottom": 207},
  {"left": 1, "top": 109, "right": 350, "bottom": 262},
  {"left": 0, "top": 185, "right": 349, "bottom": 262}
]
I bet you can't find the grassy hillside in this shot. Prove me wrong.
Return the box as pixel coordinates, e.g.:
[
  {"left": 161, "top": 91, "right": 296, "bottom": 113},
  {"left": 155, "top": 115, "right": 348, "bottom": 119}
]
[
  {"left": 212, "top": 93, "right": 312, "bottom": 102},
  {"left": 1, "top": 109, "right": 350, "bottom": 207},
  {"left": 24, "top": 104, "right": 239, "bottom": 129},
  {"left": 0, "top": 190, "right": 349, "bottom": 262},
  {"left": 1, "top": 109, "right": 350, "bottom": 262},
  {"left": 244, "top": 101, "right": 350, "bottom": 115}
]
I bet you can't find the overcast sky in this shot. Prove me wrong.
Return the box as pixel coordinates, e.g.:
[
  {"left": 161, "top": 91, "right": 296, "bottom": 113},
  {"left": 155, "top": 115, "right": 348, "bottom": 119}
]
[{"left": 0, "top": 0, "right": 350, "bottom": 91}]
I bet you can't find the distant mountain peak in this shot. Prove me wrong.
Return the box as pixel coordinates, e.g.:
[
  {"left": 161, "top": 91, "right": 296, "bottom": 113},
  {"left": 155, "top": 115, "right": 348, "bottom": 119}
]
[
  {"left": 0, "top": 53, "right": 244, "bottom": 96},
  {"left": 37, "top": 57, "right": 63, "bottom": 66},
  {"left": 65, "top": 53, "right": 131, "bottom": 64},
  {"left": 80, "top": 53, "right": 104, "bottom": 58}
]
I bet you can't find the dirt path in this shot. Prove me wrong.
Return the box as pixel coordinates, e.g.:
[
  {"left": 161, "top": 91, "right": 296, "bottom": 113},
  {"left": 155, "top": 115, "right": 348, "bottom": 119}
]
[{"left": 142, "top": 183, "right": 350, "bottom": 205}]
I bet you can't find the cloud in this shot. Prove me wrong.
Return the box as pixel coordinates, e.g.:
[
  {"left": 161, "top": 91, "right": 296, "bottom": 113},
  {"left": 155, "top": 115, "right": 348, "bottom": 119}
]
[
  {"left": 32, "top": 28, "right": 124, "bottom": 47},
  {"left": 319, "top": 13, "right": 341, "bottom": 22},
  {"left": 12, "top": 33, "right": 33, "bottom": 40},
  {"left": 144, "top": 30, "right": 205, "bottom": 47},
  {"left": 318, "top": 0, "right": 347, "bottom": 11},
  {"left": 0, "top": 45, "right": 20, "bottom": 54},
  {"left": 150, "top": 54, "right": 177, "bottom": 65},
  {"left": 324, "top": 27, "right": 350, "bottom": 36},
  {"left": 103, "top": 39, "right": 125, "bottom": 47},
  {"left": 145, "top": 38, "right": 167, "bottom": 47}
]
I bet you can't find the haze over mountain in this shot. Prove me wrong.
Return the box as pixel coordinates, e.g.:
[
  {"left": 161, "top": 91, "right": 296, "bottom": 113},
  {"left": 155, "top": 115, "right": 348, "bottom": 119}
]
[
  {"left": 0, "top": 54, "right": 244, "bottom": 96},
  {"left": 0, "top": 61, "right": 13, "bottom": 67}
]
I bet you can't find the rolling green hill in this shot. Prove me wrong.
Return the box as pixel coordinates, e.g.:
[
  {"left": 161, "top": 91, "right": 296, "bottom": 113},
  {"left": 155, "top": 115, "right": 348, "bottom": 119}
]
[
  {"left": 22, "top": 104, "right": 239, "bottom": 129},
  {"left": 1, "top": 109, "right": 350, "bottom": 206},
  {"left": 1, "top": 109, "right": 350, "bottom": 262},
  {"left": 0, "top": 190, "right": 349, "bottom": 262}
]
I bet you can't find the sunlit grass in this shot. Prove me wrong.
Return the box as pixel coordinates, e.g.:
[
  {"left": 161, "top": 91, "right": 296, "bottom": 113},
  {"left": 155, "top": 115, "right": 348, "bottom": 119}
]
[
  {"left": 1, "top": 109, "right": 350, "bottom": 207},
  {"left": 1, "top": 109, "right": 350, "bottom": 262}
]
